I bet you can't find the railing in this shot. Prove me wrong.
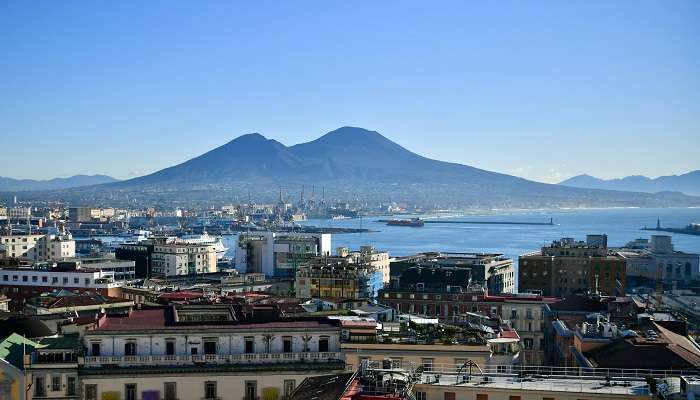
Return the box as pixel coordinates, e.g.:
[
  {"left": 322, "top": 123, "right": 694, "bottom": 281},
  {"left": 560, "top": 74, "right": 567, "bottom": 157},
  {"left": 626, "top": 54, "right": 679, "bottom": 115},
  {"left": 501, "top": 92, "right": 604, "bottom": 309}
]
[
  {"left": 82, "top": 352, "right": 342, "bottom": 367},
  {"left": 414, "top": 363, "right": 700, "bottom": 378}
]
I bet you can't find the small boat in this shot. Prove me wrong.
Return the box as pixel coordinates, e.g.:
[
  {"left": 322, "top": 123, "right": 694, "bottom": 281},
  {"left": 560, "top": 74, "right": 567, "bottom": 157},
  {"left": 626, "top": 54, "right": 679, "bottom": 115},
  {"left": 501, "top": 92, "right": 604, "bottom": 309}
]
[{"left": 386, "top": 218, "right": 424, "bottom": 227}]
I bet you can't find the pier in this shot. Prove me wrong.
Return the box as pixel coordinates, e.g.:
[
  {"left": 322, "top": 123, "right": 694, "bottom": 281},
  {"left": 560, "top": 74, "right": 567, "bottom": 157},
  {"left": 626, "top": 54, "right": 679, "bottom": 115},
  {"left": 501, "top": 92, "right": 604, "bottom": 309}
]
[
  {"left": 423, "top": 217, "right": 554, "bottom": 226},
  {"left": 377, "top": 218, "right": 555, "bottom": 226}
]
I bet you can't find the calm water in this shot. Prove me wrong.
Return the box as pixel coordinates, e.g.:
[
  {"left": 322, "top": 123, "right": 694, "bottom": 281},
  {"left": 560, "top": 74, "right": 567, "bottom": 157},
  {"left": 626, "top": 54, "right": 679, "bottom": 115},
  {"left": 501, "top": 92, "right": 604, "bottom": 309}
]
[{"left": 224, "top": 208, "right": 700, "bottom": 262}]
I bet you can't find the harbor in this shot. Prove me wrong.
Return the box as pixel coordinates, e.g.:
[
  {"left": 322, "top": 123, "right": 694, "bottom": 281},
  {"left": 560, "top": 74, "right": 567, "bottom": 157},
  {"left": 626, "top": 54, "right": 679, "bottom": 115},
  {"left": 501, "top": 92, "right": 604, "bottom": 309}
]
[{"left": 642, "top": 219, "right": 700, "bottom": 237}]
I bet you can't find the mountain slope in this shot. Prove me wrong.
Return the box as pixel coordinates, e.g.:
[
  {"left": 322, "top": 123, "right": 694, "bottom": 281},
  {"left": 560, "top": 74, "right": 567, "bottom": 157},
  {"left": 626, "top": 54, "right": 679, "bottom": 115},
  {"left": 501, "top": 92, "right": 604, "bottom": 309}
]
[
  {"left": 17, "top": 127, "right": 699, "bottom": 208},
  {"left": 0, "top": 174, "right": 118, "bottom": 191},
  {"left": 560, "top": 171, "right": 700, "bottom": 196},
  {"left": 119, "top": 133, "right": 303, "bottom": 185}
]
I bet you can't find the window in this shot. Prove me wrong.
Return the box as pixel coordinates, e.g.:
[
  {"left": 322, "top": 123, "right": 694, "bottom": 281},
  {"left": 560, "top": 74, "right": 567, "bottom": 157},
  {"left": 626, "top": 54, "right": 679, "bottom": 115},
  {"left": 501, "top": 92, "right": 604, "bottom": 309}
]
[
  {"left": 35, "top": 376, "right": 46, "bottom": 397},
  {"left": 319, "top": 336, "right": 329, "bottom": 352},
  {"left": 421, "top": 358, "right": 434, "bottom": 372},
  {"left": 204, "top": 341, "right": 217, "bottom": 355},
  {"left": 52, "top": 277, "right": 58, "bottom": 284},
  {"left": 166, "top": 340, "right": 175, "bottom": 356},
  {"left": 85, "top": 384, "right": 97, "bottom": 400},
  {"left": 191, "top": 347, "right": 198, "bottom": 355},
  {"left": 415, "top": 392, "right": 427, "bottom": 400},
  {"left": 511, "top": 309, "right": 518, "bottom": 319},
  {"left": 477, "top": 395, "right": 488, "bottom": 400},
  {"left": 204, "top": 381, "right": 217, "bottom": 399},
  {"left": 245, "top": 381, "right": 257, "bottom": 400},
  {"left": 67, "top": 376, "right": 76, "bottom": 396},
  {"left": 164, "top": 382, "right": 177, "bottom": 400},
  {"left": 510, "top": 396, "right": 521, "bottom": 400},
  {"left": 284, "top": 379, "right": 296, "bottom": 398},
  {"left": 444, "top": 393, "right": 456, "bottom": 400},
  {"left": 91, "top": 342, "right": 101, "bottom": 356},
  {"left": 283, "top": 336, "right": 292, "bottom": 353},
  {"left": 245, "top": 337, "right": 255, "bottom": 354},
  {"left": 52, "top": 375, "right": 61, "bottom": 391},
  {"left": 124, "top": 342, "right": 137, "bottom": 356},
  {"left": 125, "top": 384, "right": 137, "bottom": 400}
]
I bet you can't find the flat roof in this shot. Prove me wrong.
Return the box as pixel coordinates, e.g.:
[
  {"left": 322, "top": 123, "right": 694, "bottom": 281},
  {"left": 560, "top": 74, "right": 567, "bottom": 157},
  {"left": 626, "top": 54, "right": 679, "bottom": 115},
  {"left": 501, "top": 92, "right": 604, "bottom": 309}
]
[{"left": 416, "top": 373, "right": 656, "bottom": 396}]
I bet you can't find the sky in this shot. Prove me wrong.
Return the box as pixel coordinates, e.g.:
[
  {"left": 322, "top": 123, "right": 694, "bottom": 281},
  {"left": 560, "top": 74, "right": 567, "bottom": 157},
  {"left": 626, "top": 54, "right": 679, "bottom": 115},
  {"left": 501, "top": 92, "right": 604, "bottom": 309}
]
[{"left": 0, "top": 1, "right": 698, "bottom": 183}]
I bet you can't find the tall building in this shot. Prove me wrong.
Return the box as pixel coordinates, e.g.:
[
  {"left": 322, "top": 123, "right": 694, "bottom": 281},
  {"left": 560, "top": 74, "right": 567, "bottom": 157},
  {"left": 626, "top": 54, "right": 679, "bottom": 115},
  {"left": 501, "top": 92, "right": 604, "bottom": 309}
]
[
  {"left": 519, "top": 235, "right": 626, "bottom": 297},
  {"left": 235, "top": 232, "right": 331, "bottom": 277}
]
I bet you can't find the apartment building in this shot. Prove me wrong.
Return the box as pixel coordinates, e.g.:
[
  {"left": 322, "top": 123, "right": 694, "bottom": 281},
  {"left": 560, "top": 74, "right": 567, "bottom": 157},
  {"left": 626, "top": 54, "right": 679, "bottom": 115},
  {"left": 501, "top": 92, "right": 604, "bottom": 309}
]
[
  {"left": 391, "top": 252, "right": 515, "bottom": 294},
  {"left": 519, "top": 235, "right": 626, "bottom": 297},
  {"left": 295, "top": 246, "right": 389, "bottom": 300},
  {"left": 80, "top": 305, "right": 344, "bottom": 400},
  {"left": 0, "top": 233, "right": 75, "bottom": 262},
  {"left": 235, "top": 232, "right": 331, "bottom": 277},
  {"left": 150, "top": 241, "right": 217, "bottom": 277}
]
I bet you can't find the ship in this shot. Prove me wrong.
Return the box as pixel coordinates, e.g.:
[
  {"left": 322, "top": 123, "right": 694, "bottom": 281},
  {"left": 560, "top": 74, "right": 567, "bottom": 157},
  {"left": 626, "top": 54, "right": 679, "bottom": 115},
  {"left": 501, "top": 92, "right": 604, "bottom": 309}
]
[
  {"left": 180, "top": 232, "right": 229, "bottom": 259},
  {"left": 386, "top": 218, "right": 424, "bottom": 227}
]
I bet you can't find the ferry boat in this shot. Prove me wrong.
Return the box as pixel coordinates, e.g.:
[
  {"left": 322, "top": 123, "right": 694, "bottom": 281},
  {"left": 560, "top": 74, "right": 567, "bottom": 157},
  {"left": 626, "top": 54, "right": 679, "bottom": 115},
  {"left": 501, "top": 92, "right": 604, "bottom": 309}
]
[
  {"left": 386, "top": 218, "right": 424, "bottom": 227},
  {"left": 180, "top": 232, "right": 229, "bottom": 259}
]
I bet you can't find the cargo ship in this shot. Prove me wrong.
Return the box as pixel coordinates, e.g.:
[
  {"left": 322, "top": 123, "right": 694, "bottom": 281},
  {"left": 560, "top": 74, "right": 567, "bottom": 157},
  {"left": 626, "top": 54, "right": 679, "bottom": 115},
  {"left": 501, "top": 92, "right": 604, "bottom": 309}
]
[{"left": 386, "top": 218, "right": 424, "bottom": 227}]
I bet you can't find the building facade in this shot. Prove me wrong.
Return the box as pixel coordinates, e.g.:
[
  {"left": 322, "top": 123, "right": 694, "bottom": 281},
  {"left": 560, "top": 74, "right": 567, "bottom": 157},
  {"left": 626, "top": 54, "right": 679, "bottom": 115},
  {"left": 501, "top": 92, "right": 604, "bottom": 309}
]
[
  {"left": 0, "top": 233, "right": 75, "bottom": 262},
  {"left": 80, "top": 305, "right": 344, "bottom": 400},
  {"left": 295, "top": 247, "right": 389, "bottom": 300},
  {"left": 151, "top": 242, "right": 217, "bottom": 277},
  {"left": 519, "top": 235, "right": 626, "bottom": 297},
  {"left": 235, "top": 232, "right": 331, "bottom": 277}
]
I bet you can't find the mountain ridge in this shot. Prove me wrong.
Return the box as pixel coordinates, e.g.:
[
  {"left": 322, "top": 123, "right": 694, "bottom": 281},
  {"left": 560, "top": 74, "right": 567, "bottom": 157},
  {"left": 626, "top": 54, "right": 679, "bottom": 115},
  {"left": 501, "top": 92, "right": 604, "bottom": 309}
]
[
  {"left": 5, "top": 127, "right": 699, "bottom": 209},
  {"left": 0, "top": 174, "right": 119, "bottom": 192},
  {"left": 559, "top": 171, "right": 700, "bottom": 196}
]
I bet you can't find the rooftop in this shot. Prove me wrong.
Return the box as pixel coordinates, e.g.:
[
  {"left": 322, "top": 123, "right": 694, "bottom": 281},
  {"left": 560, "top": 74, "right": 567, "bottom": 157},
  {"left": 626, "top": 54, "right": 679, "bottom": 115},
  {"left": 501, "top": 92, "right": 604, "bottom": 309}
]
[{"left": 88, "top": 305, "right": 340, "bottom": 333}]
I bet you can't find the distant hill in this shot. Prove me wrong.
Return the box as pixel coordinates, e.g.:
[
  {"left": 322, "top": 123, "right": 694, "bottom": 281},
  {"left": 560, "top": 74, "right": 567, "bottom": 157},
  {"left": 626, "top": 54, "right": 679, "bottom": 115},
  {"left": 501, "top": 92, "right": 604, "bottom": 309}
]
[
  {"left": 101, "top": 126, "right": 699, "bottom": 208},
  {"left": 0, "top": 174, "right": 119, "bottom": 191},
  {"left": 559, "top": 171, "right": 700, "bottom": 196}
]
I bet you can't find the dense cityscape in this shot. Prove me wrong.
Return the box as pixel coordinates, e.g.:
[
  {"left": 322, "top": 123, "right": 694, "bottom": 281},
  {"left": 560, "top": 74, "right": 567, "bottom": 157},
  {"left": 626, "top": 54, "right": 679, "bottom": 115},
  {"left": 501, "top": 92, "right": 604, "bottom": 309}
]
[
  {"left": 2, "top": 1, "right": 699, "bottom": 399},
  {"left": 0, "top": 201, "right": 699, "bottom": 400}
]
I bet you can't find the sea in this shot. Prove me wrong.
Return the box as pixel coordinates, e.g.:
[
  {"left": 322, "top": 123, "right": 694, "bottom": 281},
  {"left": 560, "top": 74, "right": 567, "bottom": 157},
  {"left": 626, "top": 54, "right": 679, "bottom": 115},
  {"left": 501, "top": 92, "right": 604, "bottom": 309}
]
[{"left": 222, "top": 208, "right": 700, "bottom": 263}]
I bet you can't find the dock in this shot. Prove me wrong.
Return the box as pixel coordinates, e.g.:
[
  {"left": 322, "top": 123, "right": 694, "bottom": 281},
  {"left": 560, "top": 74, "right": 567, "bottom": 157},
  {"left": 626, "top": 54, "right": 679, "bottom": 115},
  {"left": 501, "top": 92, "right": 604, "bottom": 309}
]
[{"left": 424, "top": 218, "right": 554, "bottom": 226}]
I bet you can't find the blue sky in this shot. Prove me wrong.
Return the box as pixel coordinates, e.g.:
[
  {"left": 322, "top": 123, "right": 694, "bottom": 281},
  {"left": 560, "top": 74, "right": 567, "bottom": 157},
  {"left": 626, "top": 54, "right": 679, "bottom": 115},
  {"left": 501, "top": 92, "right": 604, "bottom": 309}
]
[{"left": 1, "top": 1, "right": 698, "bottom": 183}]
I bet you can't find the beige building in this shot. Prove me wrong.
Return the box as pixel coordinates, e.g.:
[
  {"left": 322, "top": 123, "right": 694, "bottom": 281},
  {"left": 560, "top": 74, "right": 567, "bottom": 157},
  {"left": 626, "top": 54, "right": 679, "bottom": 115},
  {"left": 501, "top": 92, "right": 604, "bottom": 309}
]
[
  {"left": 0, "top": 233, "right": 75, "bottom": 262},
  {"left": 151, "top": 241, "right": 217, "bottom": 277},
  {"left": 341, "top": 342, "right": 492, "bottom": 372}
]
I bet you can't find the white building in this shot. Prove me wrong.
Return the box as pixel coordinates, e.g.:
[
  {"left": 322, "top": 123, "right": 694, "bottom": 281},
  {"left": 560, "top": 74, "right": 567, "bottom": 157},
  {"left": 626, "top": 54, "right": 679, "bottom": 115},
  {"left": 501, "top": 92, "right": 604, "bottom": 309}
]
[
  {"left": 151, "top": 241, "right": 217, "bottom": 277},
  {"left": 236, "top": 232, "right": 331, "bottom": 277},
  {"left": 0, "top": 233, "right": 75, "bottom": 262}
]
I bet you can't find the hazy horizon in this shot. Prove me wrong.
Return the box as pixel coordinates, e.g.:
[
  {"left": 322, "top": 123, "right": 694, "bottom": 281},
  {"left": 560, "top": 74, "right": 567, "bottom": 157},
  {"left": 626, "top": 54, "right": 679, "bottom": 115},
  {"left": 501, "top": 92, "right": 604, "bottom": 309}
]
[{"left": 1, "top": 1, "right": 698, "bottom": 183}]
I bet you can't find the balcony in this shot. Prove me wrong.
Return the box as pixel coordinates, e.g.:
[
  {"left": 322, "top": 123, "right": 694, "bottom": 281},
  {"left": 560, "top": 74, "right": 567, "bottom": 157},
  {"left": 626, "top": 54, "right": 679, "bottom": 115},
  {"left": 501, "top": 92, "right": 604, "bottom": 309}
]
[{"left": 82, "top": 352, "right": 342, "bottom": 367}]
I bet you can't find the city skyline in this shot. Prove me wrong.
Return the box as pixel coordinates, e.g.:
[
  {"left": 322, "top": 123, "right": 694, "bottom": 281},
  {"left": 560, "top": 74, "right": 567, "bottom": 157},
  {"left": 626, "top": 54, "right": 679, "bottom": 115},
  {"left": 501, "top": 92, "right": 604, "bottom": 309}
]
[{"left": 1, "top": 1, "right": 699, "bottom": 183}]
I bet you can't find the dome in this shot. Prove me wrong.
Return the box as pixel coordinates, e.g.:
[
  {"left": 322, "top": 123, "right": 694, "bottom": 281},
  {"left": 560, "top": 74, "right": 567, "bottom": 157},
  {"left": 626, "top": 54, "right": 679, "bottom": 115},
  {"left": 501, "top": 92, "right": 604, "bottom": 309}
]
[{"left": 0, "top": 316, "right": 54, "bottom": 340}]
